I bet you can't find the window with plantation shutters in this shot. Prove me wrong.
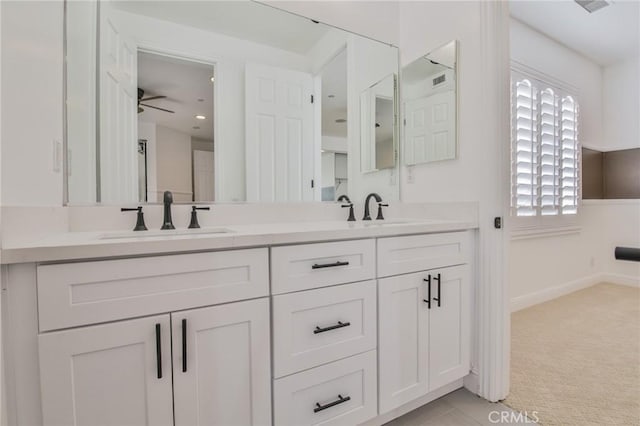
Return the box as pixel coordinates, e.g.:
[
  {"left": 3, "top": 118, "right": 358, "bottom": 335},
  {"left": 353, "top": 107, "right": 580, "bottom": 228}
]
[{"left": 510, "top": 70, "right": 580, "bottom": 225}]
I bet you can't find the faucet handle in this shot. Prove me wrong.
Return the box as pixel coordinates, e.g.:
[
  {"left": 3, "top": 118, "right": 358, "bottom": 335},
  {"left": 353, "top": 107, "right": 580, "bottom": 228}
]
[
  {"left": 341, "top": 204, "right": 356, "bottom": 222},
  {"left": 121, "top": 206, "right": 148, "bottom": 231},
  {"left": 376, "top": 203, "right": 389, "bottom": 221},
  {"left": 189, "top": 205, "right": 211, "bottom": 229}
]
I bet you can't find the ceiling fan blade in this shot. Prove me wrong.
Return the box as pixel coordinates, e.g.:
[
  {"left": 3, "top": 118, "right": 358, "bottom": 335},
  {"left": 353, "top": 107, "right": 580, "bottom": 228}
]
[
  {"left": 140, "top": 95, "right": 167, "bottom": 102},
  {"left": 140, "top": 103, "right": 175, "bottom": 114}
]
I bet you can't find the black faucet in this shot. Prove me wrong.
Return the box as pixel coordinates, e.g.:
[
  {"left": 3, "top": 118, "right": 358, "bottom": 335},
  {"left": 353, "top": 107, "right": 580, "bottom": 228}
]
[
  {"left": 337, "top": 195, "right": 355, "bottom": 222},
  {"left": 188, "top": 206, "right": 210, "bottom": 229},
  {"left": 121, "top": 206, "right": 148, "bottom": 231},
  {"left": 363, "top": 193, "right": 388, "bottom": 220},
  {"left": 161, "top": 191, "right": 175, "bottom": 230}
]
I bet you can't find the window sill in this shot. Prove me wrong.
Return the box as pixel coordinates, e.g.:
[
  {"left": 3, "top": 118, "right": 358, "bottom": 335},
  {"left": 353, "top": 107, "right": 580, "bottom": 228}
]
[{"left": 510, "top": 225, "right": 582, "bottom": 241}]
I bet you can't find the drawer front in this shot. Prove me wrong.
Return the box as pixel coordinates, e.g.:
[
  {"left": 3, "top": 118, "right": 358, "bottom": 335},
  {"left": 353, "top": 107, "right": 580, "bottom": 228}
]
[
  {"left": 377, "top": 231, "right": 471, "bottom": 278},
  {"left": 271, "top": 240, "right": 375, "bottom": 294},
  {"left": 37, "top": 248, "right": 269, "bottom": 331},
  {"left": 273, "top": 351, "right": 377, "bottom": 426},
  {"left": 273, "top": 281, "right": 376, "bottom": 378}
]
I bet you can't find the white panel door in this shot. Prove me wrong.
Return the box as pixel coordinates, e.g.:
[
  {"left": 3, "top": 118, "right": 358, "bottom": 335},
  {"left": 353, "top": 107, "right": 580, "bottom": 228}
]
[
  {"left": 404, "top": 90, "right": 455, "bottom": 164},
  {"left": 245, "top": 63, "right": 314, "bottom": 202},
  {"left": 428, "top": 265, "right": 471, "bottom": 391},
  {"left": 378, "top": 273, "right": 429, "bottom": 414},
  {"left": 193, "top": 149, "right": 215, "bottom": 201},
  {"left": 99, "top": 2, "right": 138, "bottom": 203},
  {"left": 39, "top": 315, "right": 173, "bottom": 426},
  {"left": 172, "top": 298, "right": 271, "bottom": 426}
]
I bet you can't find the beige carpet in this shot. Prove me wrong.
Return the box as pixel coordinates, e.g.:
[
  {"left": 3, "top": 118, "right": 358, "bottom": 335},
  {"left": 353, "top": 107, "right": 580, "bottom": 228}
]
[{"left": 504, "top": 283, "right": 640, "bottom": 426}]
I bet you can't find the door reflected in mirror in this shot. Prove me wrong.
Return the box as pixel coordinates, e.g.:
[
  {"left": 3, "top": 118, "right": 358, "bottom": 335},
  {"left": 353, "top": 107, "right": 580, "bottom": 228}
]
[
  {"left": 402, "top": 40, "right": 458, "bottom": 166},
  {"left": 136, "top": 52, "right": 215, "bottom": 204},
  {"left": 360, "top": 74, "right": 397, "bottom": 173},
  {"left": 64, "top": 0, "right": 400, "bottom": 205}
]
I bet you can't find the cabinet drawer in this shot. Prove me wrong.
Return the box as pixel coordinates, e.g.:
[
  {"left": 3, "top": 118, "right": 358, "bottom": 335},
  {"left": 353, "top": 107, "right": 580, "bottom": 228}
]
[
  {"left": 377, "top": 231, "right": 471, "bottom": 277},
  {"left": 271, "top": 240, "right": 375, "bottom": 294},
  {"left": 273, "top": 281, "right": 376, "bottom": 378},
  {"left": 273, "top": 351, "right": 377, "bottom": 426},
  {"left": 37, "top": 248, "right": 269, "bottom": 331}
]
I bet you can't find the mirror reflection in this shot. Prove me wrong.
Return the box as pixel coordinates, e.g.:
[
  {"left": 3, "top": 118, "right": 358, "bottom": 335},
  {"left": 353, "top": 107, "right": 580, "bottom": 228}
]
[
  {"left": 361, "top": 74, "right": 397, "bottom": 173},
  {"left": 402, "top": 40, "right": 458, "bottom": 165},
  {"left": 65, "top": 0, "right": 400, "bottom": 205}
]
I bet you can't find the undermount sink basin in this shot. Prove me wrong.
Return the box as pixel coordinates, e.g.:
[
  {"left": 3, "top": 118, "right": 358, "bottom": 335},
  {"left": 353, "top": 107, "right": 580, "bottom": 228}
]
[
  {"left": 100, "top": 227, "right": 234, "bottom": 240},
  {"left": 361, "top": 219, "right": 418, "bottom": 226}
]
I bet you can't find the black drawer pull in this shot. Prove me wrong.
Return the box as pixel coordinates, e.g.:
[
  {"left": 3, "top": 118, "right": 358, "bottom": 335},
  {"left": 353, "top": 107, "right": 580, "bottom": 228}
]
[
  {"left": 182, "top": 319, "right": 187, "bottom": 373},
  {"left": 155, "top": 323, "right": 162, "bottom": 379},
  {"left": 312, "top": 261, "right": 349, "bottom": 269},
  {"left": 423, "top": 275, "right": 431, "bottom": 309},
  {"left": 314, "top": 394, "right": 351, "bottom": 413},
  {"left": 314, "top": 321, "right": 351, "bottom": 334},
  {"left": 432, "top": 273, "right": 441, "bottom": 307}
]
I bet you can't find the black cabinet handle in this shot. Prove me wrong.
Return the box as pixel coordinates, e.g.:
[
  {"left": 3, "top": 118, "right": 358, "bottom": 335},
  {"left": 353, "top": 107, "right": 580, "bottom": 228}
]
[
  {"left": 432, "top": 273, "right": 441, "bottom": 307},
  {"left": 312, "top": 261, "right": 349, "bottom": 269},
  {"left": 314, "top": 394, "right": 351, "bottom": 413},
  {"left": 314, "top": 321, "right": 351, "bottom": 334},
  {"left": 155, "top": 323, "right": 162, "bottom": 379},
  {"left": 181, "top": 319, "right": 187, "bottom": 373},
  {"left": 423, "top": 275, "right": 431, "bottom": 309}
]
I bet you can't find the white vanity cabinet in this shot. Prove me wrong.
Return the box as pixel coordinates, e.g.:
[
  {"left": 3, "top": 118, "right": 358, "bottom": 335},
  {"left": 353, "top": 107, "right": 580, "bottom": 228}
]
[
  {"left": 271, "top": 240, "right": 379, "bottom": 426},
  {"left": 35, "top": 249, "right": 272, "bottom": 426},
  {"left": 377, "top": 233, "right": 472, "bottom": 414},
  {"left": 39, "top": 314, "right": 175, "bottom": 426},
  {"left": 3, "top": 227, "right": 476, "bottom": 426}
]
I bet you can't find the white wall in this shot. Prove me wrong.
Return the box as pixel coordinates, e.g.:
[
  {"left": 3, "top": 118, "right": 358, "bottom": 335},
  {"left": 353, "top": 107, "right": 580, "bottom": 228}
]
[
  {"left": 508, "top": 19, "right": 639, "bottom": 309},
  {"left": 508, "top": 18, "right": 606, "bottom": 304},
  {"left": 603, "top": 56, "right": 640, "bottom": 151},
  {"left": 1, "top": 1, "right": 63, "bottom": 207},
  {"left": 510, "top": 19, "right": 603, "bottom": 149}
]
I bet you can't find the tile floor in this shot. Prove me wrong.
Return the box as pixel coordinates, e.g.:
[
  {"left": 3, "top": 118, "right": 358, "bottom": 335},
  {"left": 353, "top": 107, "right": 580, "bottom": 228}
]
[{"left": 386, "top": 388, "right": 536, "bottom": 426}]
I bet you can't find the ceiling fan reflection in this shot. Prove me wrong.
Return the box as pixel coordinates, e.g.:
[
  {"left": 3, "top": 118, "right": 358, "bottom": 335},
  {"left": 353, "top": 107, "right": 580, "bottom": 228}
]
[{"left": 137, "top": 88, "right": 175, "bottom": 114}]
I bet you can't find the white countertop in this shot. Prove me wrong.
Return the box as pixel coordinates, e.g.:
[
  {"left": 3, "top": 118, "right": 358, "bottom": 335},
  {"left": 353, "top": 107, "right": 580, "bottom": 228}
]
[{"left": 0, "top": 218, "right": 477, "bottom": 264}]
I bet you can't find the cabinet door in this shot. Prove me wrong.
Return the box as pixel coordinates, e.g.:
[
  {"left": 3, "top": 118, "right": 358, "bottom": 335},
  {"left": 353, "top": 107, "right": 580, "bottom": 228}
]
[
  {"left": 172, "top": 298, "right": 271, "bottom": 426},
  {"left": 39, "top": 315, "right": 173, "bottom": 426},
  {"left": 378, "top": 272, "right": 429, "bottom": 414},
  {"left": 428, "top": 265, "right": 471, "bottom": 391}
]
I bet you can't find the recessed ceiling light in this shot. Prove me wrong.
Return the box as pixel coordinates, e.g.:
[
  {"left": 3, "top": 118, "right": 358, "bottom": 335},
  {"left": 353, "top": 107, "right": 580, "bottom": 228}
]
[
  {"left": 192, "top": 126, "right": 200, "bottom": 130},
  {"left": 210, "top": 76, "right": 215, "bottom": 82},
  {"left": 195, "top": 115, "right": 206, "bottom": 120},
  {"left": 335, "top": 118, "right": 346, "bottom": 123}
]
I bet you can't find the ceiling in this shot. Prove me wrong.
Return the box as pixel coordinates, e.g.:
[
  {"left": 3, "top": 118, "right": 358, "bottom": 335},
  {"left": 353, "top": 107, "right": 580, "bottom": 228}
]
[
  {"left": 321, "top": 49, "right": 348, "bottom": 138},
  {"left": 510, "top": 0, "right": 640, "bottom": 66},
  {"left": 114, "top": 1, "right": 330, "bottom": 54},
  {"left": 138, "top": 52, "right": 214, "bottom": 141}
]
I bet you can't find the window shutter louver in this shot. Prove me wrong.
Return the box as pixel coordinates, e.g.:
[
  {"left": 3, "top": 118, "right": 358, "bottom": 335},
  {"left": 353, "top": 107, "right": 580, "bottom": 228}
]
[
  {"left": 511, "top": 71, "right": 580, "bottom": 222},
  {"left": 512, "top": 79, "right": 537, "bottom": 217},
  {"left": 560, "top": 96, "right": 579, "bottom": 214}
]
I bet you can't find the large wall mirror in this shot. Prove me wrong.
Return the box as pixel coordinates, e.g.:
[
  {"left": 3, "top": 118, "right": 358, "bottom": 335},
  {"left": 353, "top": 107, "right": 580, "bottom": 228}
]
[
  {"left": 65, "top": 0, "right": 400, "bottom": 205},
  {"left": 402, "top": 40, "right": 458, "bottom": 165}
]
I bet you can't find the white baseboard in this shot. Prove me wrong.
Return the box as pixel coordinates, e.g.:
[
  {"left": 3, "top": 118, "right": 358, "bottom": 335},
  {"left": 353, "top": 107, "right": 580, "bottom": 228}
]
[
  {"left": 511, "top": 272, "right": 640, "bottom": 312},
  {"left": 600, "top": 273, "right": 640, "bottom": 288},
  {"left": 510, "top": 275, "right": 600, "bottom": 312}
]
